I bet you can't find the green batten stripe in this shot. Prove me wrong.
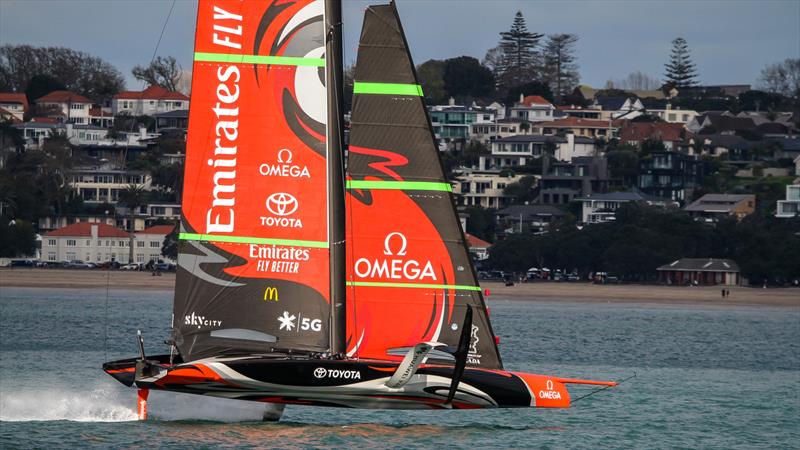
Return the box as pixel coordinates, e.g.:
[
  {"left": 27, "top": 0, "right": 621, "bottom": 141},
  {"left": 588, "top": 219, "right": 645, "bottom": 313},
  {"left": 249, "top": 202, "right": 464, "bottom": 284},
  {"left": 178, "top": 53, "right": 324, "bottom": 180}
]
[
  {"left": 180, "top": 232, "right": 327, "bottom": 249},
  {"left": 346, "top": 180, "right": 452, "bottom": 192},
  {"left": 347, "top": 281, "right": 481, "bottom": 291},
  {"left": 353, "top": 82, "right": 423, "bottom": 96},
  {"left": 194, "top": 52, "right": 325, "bottom": 67}
]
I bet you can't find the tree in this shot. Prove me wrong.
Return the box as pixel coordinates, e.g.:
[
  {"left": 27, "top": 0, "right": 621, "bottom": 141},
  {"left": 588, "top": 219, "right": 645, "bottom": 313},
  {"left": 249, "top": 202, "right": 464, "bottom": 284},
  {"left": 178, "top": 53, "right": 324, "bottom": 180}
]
[
  {"left": 606, "top": 149, "right": 639, "bottom": 185},
  {"left": 542, "top": 34, "right": 579, "bottom": 103},
  {"left": 613, "top": 71, "right": 662, "bottom": 91},
  {"left": 664, "top": 37, "right": 698, "bottom": 88},
  {"left": 464, "top": 206, "right": 496, "bottom": 242},
  {"left": 416, "top": 60, "right": 447, "bottom": 104},
  {"left": 758, "top": 58, "right": 800, "bottom": 97},
  {"left": 497, "top": 11, "right": 543, "bottom": 91},
  {"left": 24, "top": 74, "right": 66, "bottom": 104},
  {"left": 443, "top": 56, "right": 494, "bottom": 101},
  {"left": 132, "top": 56, "right": 182, "bottom": 92},
  {"left": 482, "top": 45, "right": 504, "bottom": 91},
  {"left": 161, "top": 225, "right": 179, "bottom": 260},
  {"left": 502, "top": 175, "right": 537, "bottom": 204},
  {"left": 0, "top": 45, "right": 124, "bottom": 103},
  {"left": 119, "top": 185, "right": 148, "bottom": 263}
]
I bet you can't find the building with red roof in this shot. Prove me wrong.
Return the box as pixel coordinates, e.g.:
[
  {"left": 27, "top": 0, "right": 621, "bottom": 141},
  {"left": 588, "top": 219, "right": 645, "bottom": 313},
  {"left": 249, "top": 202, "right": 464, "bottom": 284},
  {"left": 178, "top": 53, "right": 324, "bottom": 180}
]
[
  {"left": 465, "top": 232, "right": 492, "bottom": 261},
  {"left": 507, "top": 93, "right": 556, "bottom": 123},
  {"left": 0, "top": 93, "right": 29, "bottom": 121},
  {"left": 35, "top": 90, "right": 93, "bottom": 125},
  {"left": 112, "top": 85, "right": 189, "bottom": 116},
  {"left": 42, "top": 221, "right": 176, "bottom": 264},
  {"left": 619, "top": 122, "right": 687, "bottom": 150}
]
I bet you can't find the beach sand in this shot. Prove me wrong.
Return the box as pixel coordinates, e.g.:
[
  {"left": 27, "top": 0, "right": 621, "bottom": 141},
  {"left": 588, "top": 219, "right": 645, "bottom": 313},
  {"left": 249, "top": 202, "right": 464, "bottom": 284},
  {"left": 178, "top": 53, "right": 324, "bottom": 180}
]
[{"left": 1, "top": 268, "right": 797, "bottom": 308}]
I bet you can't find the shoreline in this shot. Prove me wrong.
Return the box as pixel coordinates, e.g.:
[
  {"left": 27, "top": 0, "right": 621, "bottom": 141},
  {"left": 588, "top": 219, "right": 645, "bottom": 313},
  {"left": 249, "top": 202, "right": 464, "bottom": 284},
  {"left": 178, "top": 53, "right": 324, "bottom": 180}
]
[{"left": 1, "top": 269, "right": 798, "bottom": 308}]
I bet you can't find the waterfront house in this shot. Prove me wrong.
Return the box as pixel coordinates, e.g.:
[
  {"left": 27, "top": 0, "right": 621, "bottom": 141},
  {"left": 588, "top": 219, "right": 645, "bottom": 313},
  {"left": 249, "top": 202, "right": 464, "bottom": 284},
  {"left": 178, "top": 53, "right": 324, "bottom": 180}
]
[
  {"left": 637, "top": 151, "right": 704, "bottom": 202},
  {"left": 538, "top": 156, "right": 612, "bottom": 205},
  {"left": 42, "top": 222, "right": 175, "bottom": 264},
  {"left": 507, "top": 95, "right": 556, "bottom": 122},
  {"left": 657, "top": 258, "right": 741, "bottom": 286},
  {"left": 684, "top": 194, "right": 756, "bottom": 222},
  {"left": 465, "top": 233, "right": 491, "bottom": 261},
  {"left": 35, "top": 90, "right": 93, "bottom": 125},
  {"left": 480, "top": 134, "right": 596, "bottom": 170},
  {"left": 576, "top": 192, "right": 679, "bottom": 224},
  {"left": 496, "top": 204, "right": 567, "bottom": 232},
  {"left": 452, "top": 169, "right": 526, "bottom": 209},
  {"left": 540, "top": 117, "right": 619, "bottom": 139}
]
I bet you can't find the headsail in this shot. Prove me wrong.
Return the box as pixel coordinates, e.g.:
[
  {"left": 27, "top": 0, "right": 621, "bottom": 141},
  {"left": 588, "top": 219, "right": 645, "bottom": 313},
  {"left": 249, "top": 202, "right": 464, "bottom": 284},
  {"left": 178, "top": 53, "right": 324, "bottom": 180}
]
[
  {"left": 174, "top": 0, "right": 331, "bottom": 361},
  {"left": 345, "top": 2, "right": 502, "bottom": 369}
]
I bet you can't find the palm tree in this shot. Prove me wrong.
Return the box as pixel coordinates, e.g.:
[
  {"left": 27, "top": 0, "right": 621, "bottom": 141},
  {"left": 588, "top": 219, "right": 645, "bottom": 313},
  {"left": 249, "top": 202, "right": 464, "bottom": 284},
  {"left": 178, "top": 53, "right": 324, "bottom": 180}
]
[{"left": 119, "top": 184, "right": 147, "bottom": 264}]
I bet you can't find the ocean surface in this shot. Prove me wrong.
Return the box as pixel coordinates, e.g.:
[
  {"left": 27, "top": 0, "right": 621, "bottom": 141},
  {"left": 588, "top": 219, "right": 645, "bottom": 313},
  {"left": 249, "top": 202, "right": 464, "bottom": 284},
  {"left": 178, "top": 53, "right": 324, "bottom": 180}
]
[{"left": 1, "top": 286, "right": 798, "bottom": 449}]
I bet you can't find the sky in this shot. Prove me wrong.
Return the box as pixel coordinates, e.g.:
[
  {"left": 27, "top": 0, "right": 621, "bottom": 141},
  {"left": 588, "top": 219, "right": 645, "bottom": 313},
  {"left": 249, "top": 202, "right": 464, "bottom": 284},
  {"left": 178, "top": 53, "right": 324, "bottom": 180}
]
[{"left": 1, "top": 0, "right": 798, "bottom": 91}]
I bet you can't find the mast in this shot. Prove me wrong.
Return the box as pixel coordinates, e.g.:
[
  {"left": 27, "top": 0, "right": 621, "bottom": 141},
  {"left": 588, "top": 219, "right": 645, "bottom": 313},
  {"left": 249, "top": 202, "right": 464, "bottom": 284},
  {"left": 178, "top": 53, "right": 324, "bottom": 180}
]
[{"left": 325, "top": 0, "right": 346, "bottom": 357}]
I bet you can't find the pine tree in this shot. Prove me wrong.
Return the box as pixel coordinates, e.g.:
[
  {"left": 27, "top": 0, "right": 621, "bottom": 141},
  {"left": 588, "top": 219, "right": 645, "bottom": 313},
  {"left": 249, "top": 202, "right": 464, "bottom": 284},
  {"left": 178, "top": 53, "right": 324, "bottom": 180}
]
[
  {"left": 664, "top": 37, "right": 698, "bottom": 88},
  {"left": 542, "top": 34, "right": 580, "bottom": 103},
  {"left": 497, "top": 11, "right": 543, "bottom": 91}
]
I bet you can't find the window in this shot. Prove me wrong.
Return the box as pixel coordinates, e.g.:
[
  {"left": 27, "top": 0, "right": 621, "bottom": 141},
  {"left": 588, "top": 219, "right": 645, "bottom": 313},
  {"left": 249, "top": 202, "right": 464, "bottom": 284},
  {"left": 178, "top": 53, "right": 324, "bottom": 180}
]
[
  {"left": 137, "top": 241, "right": 145, "bottom": 248},
  {"left": 668, "top": 113, "right": 677, "bottom": 121},
  {"left": 150, "top": 241, "right": 160, "bottom": 248},
  {"left": 86, "top": 240, "right": 91, "bottom": 246},
  {"left": 66, "top": 252, "right": 76, "bottom": 261},
  {"left": 119, "top": 240, "right": 126, "bottom": 247},
  {"left": 48, "top": 239, "right": 56, "bottom": 246},
  {"left": 137, "top": 254, "right": 145, "bottom": 263},
  {"left": 98, "top": 240, "right": 102, "bottom": 246},
  {"left": 48, "top": 252, "right": 56, "bottom": 261},
  {"left": 67, "top": 240, "right": 76, "bottom": 246}
]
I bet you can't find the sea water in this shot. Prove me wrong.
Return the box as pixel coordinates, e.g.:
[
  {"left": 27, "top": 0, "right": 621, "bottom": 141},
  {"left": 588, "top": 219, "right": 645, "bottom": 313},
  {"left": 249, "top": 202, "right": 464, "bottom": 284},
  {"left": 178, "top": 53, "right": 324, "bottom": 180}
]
[{"left": 1, "top": 287, "right": 798, "bottom": 449}]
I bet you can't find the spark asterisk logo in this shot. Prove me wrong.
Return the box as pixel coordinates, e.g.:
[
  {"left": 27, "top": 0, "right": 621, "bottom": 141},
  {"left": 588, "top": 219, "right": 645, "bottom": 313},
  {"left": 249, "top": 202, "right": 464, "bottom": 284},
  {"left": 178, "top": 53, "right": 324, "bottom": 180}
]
[{"left": 278, "top": 311, "right": 296, "bottom": 331}]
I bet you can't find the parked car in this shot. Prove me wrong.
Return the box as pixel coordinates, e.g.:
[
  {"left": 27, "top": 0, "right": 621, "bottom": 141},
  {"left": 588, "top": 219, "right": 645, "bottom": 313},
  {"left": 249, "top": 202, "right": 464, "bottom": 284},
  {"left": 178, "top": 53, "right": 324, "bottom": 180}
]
[
  {"left": 155, "top": 262, "right": 176, "bottom": 272},
  {"left": 120, "top": 263, "right": 144, "bottom": 271},
  {"left": 97, "top": 261, "right": 121, "bottom": 270},
  {"left": 8, "top": 259, "right": 37, "bottom": 268},
  {"left": 66, "top": 260, "right": 94, "bottom": 269}
]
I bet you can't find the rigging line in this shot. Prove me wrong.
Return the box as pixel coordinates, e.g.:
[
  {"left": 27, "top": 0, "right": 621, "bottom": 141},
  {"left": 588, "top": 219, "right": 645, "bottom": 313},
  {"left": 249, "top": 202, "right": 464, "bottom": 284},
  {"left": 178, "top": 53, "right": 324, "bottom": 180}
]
[
  {"left": 570, "top": 372, "right": 637, "bottom": 404},
  {"left": 104, "top": 264, "right": 110, "bottom": 362}
]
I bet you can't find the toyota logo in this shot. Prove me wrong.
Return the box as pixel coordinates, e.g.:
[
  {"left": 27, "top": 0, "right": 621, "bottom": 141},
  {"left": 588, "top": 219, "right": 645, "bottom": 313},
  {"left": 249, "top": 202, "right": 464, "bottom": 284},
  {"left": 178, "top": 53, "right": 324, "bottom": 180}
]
[
  {"left": 266, "top": 192, "right": 299, "bottom": 216},
  {"left": 313, "top": 367, "right": 327, "bottom": 378}
]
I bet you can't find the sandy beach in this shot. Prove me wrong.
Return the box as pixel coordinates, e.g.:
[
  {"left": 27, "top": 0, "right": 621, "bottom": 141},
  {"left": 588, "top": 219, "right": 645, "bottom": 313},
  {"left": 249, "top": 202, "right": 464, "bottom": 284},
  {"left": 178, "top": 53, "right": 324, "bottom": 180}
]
[{"left": 1, "top": 268, "right": 798, "bottom": 307}]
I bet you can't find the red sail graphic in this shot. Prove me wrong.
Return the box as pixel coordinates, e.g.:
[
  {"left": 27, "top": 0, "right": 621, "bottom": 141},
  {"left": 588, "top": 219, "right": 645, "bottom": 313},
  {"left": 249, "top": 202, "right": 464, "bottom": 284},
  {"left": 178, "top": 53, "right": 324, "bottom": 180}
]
[
  {"left": 174, "top": 0, "right": 331, "bottom": 360},
  {"left": 345, "top": 4, "right": 502, "bottom": 369}
]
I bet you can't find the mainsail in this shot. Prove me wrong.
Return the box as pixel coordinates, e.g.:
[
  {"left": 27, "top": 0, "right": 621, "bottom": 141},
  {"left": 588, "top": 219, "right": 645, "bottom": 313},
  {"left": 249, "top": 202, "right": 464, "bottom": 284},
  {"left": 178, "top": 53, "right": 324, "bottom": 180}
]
[
  {"left": 174, "top": 0, "right": 333, "bottom": 360},
  {"left": 345, "top": 2, "right": 502, "bottom": 368}
]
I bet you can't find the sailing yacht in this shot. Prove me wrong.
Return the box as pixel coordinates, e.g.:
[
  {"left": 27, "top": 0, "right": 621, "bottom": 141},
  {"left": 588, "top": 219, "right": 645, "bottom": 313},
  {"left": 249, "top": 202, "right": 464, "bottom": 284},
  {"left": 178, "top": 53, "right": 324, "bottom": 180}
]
[{"left": 104, "top": 0, "right": 616, "bottom": 420}]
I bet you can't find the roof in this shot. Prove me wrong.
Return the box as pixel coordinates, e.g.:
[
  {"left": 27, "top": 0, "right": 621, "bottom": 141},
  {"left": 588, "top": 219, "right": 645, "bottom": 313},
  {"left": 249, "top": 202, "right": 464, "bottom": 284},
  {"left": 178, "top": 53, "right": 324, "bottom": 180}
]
[
  {"left": 630, "top": 89, "right": 666, "bottom": 100},
  {"left": 766, "top": 137, "right": 800, "bottom": 152},
  {"left": 546, "top": 117, "right": 619, "bottom": 128},
  {"left": 495, "top": 134, "right": 595, "bottom": 145},
  {"left": 657, "top": 258, "right": 740, "bottom": 272},
  {"left": 594, "top": 96, "right": 628, "bottom": 111},
  {"left": 0, "top": 93, "right": 29, "bottom": 109},
  {"left": 701, "top": 134, "right": 753, "bottom": 150},
  {"left": 497, "top": 204, "right": 567, "bottom": 219},
  {"left": 700, "top": 114, "right": 756, "bottom": 133},
  {"left": 465, "top": 233, "right": 491, "bottom": 249},
  {"left": 137, "top": 225, "right": 176, "bottom": 235},
  {"left": 684, "top": 194, "right": 755, "bottom": 213},
  {"left": 574, "top": 85, "right": 599, "bottom": 101},
  {"left": 36, "top": 90, "right": 92, "bottom": 104},
  {"left": 519, "top": 95, "right": 552, "bottom": 107},
  {"left": 114, "top": 85, "right": 189, "bottom": 101},
  {"left": 620, "top": 122, "right": 686, "bottom": 142},
  {"left": 577, "top": 191, "right": 671, "bottom": 203},
  {"left": 153, "top": 109, "right": 190, "bottom": 118},
  {"left": 89, "top": 107, "right": 113, "bottom": 117},
  {"left": 45, "top": 222, "right": 131, "bottom": 238}
]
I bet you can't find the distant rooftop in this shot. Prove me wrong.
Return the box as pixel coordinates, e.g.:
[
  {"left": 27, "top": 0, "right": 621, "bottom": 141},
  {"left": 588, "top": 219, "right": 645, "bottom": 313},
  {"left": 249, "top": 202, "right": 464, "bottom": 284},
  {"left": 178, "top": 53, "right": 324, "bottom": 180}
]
[{"left": 657, "top": 258, "right": 740, "bottom": 272}]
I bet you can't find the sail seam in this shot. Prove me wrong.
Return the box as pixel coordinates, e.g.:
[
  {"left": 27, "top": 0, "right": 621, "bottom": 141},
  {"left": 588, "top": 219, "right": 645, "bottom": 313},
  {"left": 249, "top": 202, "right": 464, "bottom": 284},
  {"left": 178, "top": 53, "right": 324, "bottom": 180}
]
[
  {"left": 353, "top": 82, "right": 423, "bottom": 96},
  {"left": 194, "top": 52, "right": 325, "bottom": 67},
  {"left": 179, "top": 232, "right": 328, "bottom": 248},
  {"left": 348, "top": 121, "right": 429, "bottom": 129},
  {"left": 347, "top": 281, "right": 481, "bottom": 291},
  {"left": 346, "top": 180, "right": 452, "bottom": 192}
]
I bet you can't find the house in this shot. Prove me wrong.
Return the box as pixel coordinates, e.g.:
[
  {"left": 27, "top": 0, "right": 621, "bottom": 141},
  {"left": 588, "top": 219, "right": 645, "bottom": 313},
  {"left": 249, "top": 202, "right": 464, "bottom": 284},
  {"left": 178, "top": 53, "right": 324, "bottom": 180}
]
[
  {"left": 35, "top": 90, "right": 93, "bottom": 124},
  {"left": 637, "top": 151, "right": 704, "bottom": 202},
  {"left": 41, "top": 222, "right": 175, "bottom": 264},
  {"left": 593, "top": 96, "right": 645, "bottom": 120},
  {"left": 88, "top": 107, "right": 114, "bottom": 128},
  {"left": 687, "top": 113, "right": 756, "bottom": 135},
  {"left": 465, "top": 233, "right": 491, "bottom": 261},
  {"left": 555, "top": 105, "right": 602, "bottom": 120},
  {"left": 480, "top": 134, "right": 596, "bottom": 169},
  {"left": 540, "top": 117, "right": 619, "bottom": 139},
  {"left": 684, "top": 194, "right": 756, "bottom": 222},
  {"left": 0, "top": 93, "right": 29, "bottom": 122},
  {"left": 154, "top": 109, "right": 190, "bottom": 130},
  {"left": 112, "top": 85, "right": 190, "bottom": 116},
  {"left": 619, "top": 122, "right": 687, "bottom": 150},
  {"left": 496, "top": 204, "right": 567, "bottom": 232},
  {"left": 68, "top": 167, "right": 153, "bottom": 204},
  {"left": 645, "top": 103, "right": 699, "bottom": 124},
  {"left": 506, "top": 95, "right": 556, "bottom": 122},
  {"left": 469, "top": 118, "right": 530, "bottom": 145},
  {"left": 682, "top": 84, "right": 751, "bottom": 98},
  {"left": 538, "top": 156, "right": 612, "bottom": 205},
  {"left": 12, "top": 122, "right": 154, "bottom": 152},
  {"left": 428, "top": 101, "right": 496, "bottom": 150},
  {"left": 776, "top": 185, "right": 799, "bottom": 218},
  {"left": 576, "top": 192, "right": 679, "bottom": 224},
  {"left": 452, "top": 169, "right": 527, "bottom": 209},
  {"left": 657, "top": 258, "right": 741, "bottom": 286}
]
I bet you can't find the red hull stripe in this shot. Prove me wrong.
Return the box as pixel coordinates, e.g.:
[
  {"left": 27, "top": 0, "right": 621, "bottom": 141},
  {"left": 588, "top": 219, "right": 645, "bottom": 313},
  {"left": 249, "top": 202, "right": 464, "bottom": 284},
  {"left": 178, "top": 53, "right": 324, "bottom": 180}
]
[
  {"left": 179, "top": 232, "right": 328, "bottom": 248},
  {"left": 346, "top": 180, "right": 452, "bottom": 192},
  {"left": 346, "top": 281, "right": 481, "bottom": 291},
  {"left": 194, "top": 52, "right": 325, "bottom": 67}
]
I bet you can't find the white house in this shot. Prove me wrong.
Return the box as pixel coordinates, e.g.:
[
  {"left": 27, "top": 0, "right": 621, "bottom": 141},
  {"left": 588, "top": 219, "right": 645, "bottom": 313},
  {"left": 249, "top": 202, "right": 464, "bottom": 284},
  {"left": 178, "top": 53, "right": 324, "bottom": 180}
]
[
  {"left": 0, "top": 93, "right": 28, "bottom": 121},
  {"left": 480, "top": 134, "right": 596, "bottom": 169},
  {"left": 576, "top": 192, "right": 678, "bottom": 224},
  {"left": 42, "top": 222, "right": 175, "bottom": 264},
  {"left": 112, "top": 85, "right": 190, "bottom": 116},
  {"left": 452, "top": 169, "right": 528, "bottom": 209},
  {"left": 507, "top": 95, "right": 555, "bottom": 122},
  {"left": 35, "top": 90, "right": 93, "bottom": 124},
  {"left": 68, "top": 167, "right": 153, "bottom": 204},
  {"left": 776, "top": 185, "right": 800, "bottom": 218}
]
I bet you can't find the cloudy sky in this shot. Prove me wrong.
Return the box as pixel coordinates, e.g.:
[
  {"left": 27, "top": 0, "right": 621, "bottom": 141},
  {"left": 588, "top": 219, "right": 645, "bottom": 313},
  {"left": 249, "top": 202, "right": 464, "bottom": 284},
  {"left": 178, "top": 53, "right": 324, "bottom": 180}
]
[{"left": 2, "top": 0, "right": 798, "bottom": 91}]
